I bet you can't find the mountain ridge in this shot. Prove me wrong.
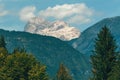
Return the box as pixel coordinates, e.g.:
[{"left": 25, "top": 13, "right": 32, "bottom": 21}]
[{"left": 73, "top": 16, "right": 120, "bottom": 56}]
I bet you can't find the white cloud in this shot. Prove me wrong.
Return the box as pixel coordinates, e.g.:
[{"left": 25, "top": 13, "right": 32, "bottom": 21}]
[
  {"left": 39, "top": 3, "right": 94, "bottom": 24},
  {"left": 68, "top": 15, "right": 91, "bottom": 24},
  {"left": 0, "top": 10, "right": 8, "bottom": 16},
  {"left": 0, "top": 5, "right": 9, "bottom": 16},
  {"left": 19, "top": 6, "right": 36, "bottom": 22}
]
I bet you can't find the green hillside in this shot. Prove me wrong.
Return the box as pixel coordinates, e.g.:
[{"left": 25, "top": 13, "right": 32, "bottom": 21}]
[{"left": 0, "top": 29, "right": 90, "bottom": 80}]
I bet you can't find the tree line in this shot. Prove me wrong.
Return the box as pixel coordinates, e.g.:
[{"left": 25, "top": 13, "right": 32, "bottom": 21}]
[{"left": 0, "top": 25, "right": 120, "bottom": 80}]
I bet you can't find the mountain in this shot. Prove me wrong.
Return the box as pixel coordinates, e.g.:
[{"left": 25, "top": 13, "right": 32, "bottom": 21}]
[
  {"left": 0, "top": 29, "right": 89, "bottom": 80},
  {"left": 24, "top": 17, "right": 80, "bottom": 41},
  {"left": 73, "top": 16, "right": 120, "bottom": 57}
]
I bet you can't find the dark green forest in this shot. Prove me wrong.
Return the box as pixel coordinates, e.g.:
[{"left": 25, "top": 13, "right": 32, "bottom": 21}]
[{"left": 0, "top": 26, "right": 120, "bottom": 80}]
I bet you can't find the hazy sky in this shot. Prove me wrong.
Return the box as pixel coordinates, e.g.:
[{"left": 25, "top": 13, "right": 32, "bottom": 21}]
[{"left": 0, "top": 0, "right": 120, "bottom": 32}]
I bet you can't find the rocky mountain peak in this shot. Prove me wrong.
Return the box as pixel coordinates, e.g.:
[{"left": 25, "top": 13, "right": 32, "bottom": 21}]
[{"left": 25, "top": 17, "right": 80, "bottom": 41}]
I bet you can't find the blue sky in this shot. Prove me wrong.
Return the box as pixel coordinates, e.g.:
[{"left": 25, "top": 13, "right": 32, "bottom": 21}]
[{"left": 0, "top": 0, "right": 120, "bottom": 32}]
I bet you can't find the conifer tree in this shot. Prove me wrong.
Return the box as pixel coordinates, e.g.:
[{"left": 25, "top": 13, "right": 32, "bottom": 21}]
[
  {"left": 0, "top": 35, "right": 6, "bottom": 48},
  {"left": 90, "top": 26, "right": 118, "bottom": 80},
  {"left": 56, "top": 63, "right": 73, "bottom": 80}
]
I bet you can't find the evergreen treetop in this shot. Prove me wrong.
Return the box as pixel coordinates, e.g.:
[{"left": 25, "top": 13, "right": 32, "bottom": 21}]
[{"left": 56, "top": 63, "right": 73, "bottom": 80}]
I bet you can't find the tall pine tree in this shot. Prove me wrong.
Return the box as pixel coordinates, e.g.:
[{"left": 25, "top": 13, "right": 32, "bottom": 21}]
[{"left": 90, "top": 26, "right": 118, "bottom": 80}]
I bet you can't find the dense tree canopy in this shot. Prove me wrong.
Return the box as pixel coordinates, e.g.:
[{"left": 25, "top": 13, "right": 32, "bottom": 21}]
[{"left": 0, "top": 49, "right": 49, "bottom": 80}]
